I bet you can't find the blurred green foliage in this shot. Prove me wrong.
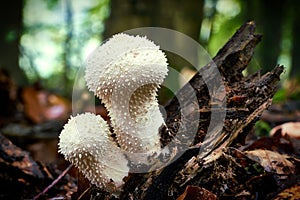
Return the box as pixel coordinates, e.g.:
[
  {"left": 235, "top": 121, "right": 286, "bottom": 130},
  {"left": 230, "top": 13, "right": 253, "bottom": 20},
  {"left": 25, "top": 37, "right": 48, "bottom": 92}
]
[
  {"left": 272, "top": 88, "right": 287, "bottom": 104},
  {"left": 254, "top": 120, "right": 271, "bottom": 137},
  {"left": 1, "top": 0, "right": 297, "bottom": 99},
  {"left": 20, "top": 0, "right": 110, "bottom": 95}
]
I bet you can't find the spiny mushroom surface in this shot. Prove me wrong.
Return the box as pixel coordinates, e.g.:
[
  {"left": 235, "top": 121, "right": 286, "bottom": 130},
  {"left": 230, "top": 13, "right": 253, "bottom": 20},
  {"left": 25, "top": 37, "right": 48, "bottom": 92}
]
[
  {"left": 59, "top": 34, "right": 169, "bottom": 192},
  {"left": 58, "top": 112, "right": 129, "bottom": 192},
  {"left": 85, "top": 33, "right": 168, "bottom": 157}
]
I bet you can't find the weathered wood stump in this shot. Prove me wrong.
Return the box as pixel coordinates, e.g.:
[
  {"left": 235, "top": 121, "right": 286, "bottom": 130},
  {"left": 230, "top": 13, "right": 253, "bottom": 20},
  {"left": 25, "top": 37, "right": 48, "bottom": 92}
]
[{"left": 79, "top": 22, "right": 296, "bottom": 200}]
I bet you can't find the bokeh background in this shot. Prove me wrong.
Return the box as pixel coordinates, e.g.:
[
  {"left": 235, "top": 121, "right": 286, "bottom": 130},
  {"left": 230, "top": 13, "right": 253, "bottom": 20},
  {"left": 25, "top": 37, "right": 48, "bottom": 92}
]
[{"left": 1, "top": 0, "right": 300, "bottom": 99}]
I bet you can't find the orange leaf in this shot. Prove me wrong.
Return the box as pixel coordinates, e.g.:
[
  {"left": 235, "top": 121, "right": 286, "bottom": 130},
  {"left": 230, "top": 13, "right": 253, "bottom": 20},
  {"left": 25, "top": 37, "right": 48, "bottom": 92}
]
[{"left": 177, "top": 185, "right": 217, "bottom": 200}]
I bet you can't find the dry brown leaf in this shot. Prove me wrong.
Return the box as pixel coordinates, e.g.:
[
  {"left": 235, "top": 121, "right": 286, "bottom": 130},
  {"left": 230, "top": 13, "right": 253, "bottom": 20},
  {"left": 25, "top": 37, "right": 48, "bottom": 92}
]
[
  {"left": 273, "top": 183, "right": 300, "bottom": 200},
  {"left": 244, "top": 149, "right": 295, "bottom": 175},
  {"left": 176, "top": 185, "right": 217, "bottom": 200},
  {"left": 270, "top": 122, "right": 300, "bottom": 139},
  {"left": 22, "top": 87, "right": 71, "bottom": 123}
]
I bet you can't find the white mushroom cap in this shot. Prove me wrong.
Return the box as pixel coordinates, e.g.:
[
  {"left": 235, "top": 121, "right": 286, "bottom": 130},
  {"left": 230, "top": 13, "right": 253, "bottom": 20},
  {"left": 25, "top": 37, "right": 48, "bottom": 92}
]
[
  {"left": 85, "top": 33, "right": 168, "bottom": 102},
  {"left": 58, "top": 113, "right": 129, "bottom": 192},
  {"left": 84, "top": 33, "right": 168, "bottom": 161}
]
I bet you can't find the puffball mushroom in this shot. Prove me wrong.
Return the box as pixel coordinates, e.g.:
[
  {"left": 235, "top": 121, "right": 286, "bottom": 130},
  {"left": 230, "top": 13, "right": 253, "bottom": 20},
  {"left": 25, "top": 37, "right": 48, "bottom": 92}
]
[
  {"left": 58, "top": 113, "right": 129, "bottom": 192},
  {"left": 85, "top": 33, "right": 168, "bottom": 156},
  {"left": 59, "top": 33, "right": 169, "bottom": 192}
]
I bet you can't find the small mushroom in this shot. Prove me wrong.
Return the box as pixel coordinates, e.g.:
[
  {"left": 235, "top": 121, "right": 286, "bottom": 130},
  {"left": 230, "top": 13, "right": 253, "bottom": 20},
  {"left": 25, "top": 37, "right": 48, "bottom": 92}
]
[
  {"left": 85, "top": 33, "right": 168, "bottom": 159},
  {"left": 58, "top": 113, "right": 129, "bottom": 192}
]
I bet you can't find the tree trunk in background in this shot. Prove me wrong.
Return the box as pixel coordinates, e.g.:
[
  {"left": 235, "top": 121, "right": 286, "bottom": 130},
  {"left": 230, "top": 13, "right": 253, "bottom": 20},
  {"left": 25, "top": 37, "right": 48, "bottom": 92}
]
[
  {"left": 104, "top": 0, "right": 203, "bottom": 70},
  {"left": 255, "top": 0, "right": 285, "bottom": 73},
  {"left": 62, "top": 0, "right": 74, "bottom": 97},
  {"left": 242, "top": 0, "right": 285, "bottom": 74},
  {"left": 159, "top": 0, "right": 203, "bottom": 71},
  {"left": 0, "top": 0, "right": 27, "bottom": 85},
  {"left": 104, "top": 0, "right": 203, "bottom": 41},
  {"left": 290, "top": 0, "right": 300, "bottom": 82},
  {"left": 104, "top": 0, "right": 158, "bottom": 36}
]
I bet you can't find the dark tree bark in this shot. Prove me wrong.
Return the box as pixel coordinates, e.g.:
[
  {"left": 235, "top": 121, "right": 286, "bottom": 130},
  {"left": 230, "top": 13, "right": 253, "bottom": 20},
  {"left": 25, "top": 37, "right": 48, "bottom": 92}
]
[
  {"left": 83, "top": 22, "right": 285, "bottom": 200},
  {"left": 0, "top": 0, "right": 28, "bottom": 85}
]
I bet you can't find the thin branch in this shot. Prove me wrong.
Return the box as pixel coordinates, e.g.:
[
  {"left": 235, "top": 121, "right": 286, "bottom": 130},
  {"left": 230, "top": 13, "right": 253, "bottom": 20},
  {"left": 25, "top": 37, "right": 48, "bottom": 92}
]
[{"left": 33, "top": 164, "right": 73, "bottom": 200}]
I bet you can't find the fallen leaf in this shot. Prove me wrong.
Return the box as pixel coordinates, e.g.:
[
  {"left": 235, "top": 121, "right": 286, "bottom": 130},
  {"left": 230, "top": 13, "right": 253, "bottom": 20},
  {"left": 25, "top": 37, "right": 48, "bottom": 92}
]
[
  {"left": 244, "top": 130, "right": 296, "bottom": 155},
  {"left": 22, "top": 87, "right": 71, "bottom": 123},
  {"left": 244, "top": 149, "right": 295, "bottom": 175},
  {"left": 273, "top": 183, "right": 300, "bottom": 200},
  {"left": 176, "top": 185, "right": 217, "bottom": 200},
  {"left": 270, "top": 122, "right": 300, "bottom": 139}
]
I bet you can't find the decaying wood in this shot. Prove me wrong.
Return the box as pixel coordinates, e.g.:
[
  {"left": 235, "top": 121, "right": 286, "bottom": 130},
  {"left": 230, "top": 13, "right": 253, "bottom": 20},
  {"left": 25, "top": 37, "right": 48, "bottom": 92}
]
[
  {"left": 86, "top": 21, "right": 287, "bottom": 199},
  {"left": 0, "top": 133, "right": 76, "bottom": 199},
  {"left": 0, "top": 133, "right": 45, "bottom": 179},
  {"left": 0, "top": 133, "right": 45, "bottom": 199}
]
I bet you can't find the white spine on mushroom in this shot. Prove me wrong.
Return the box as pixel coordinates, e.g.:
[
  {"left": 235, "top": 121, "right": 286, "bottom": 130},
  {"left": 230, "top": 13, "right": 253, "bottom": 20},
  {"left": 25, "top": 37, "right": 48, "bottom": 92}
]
[
  {"left": 85, "top": 33, "right": 168, "bottom": 163},
  {"left": 58, "top": 113, "right": 129, "bottom": 192}
]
